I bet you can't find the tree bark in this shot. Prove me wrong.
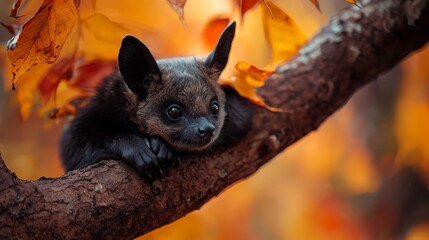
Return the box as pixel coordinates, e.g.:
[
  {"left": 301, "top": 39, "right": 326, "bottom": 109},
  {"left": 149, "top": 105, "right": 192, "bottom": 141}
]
[{"left": 1, "top": 0, "right": 429, "bottom": 239}]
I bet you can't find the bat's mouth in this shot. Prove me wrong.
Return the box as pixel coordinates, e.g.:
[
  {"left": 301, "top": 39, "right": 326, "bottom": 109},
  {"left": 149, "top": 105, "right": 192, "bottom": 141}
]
[{"left": 171, "top": 136, "right": 216, "bottom": 152}]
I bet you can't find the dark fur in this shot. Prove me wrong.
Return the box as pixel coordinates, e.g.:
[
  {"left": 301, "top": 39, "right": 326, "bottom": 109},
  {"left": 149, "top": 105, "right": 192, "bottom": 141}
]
[{"left": 60, "top": 22, "right": 252, "bottom": 182}]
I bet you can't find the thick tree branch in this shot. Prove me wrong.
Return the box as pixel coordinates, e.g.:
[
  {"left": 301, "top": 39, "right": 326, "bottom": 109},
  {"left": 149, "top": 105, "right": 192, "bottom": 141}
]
[{"left": 1, "top": 0, "right": 429, "bottom": 239}]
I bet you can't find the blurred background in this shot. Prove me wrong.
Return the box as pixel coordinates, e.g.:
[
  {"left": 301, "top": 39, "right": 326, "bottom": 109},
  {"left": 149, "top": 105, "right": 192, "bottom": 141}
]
[{"left": 1, "top": 0, "right": 429, "bottom": 239}]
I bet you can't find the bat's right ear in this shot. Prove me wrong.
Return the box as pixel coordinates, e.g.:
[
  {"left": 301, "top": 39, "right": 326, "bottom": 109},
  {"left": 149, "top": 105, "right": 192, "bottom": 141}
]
[
  {"left": 118, "top": 35, "right": 161, "bottom": 99},
  {"left": 205, "top": 21, "right": 236, "bottom": 74}
]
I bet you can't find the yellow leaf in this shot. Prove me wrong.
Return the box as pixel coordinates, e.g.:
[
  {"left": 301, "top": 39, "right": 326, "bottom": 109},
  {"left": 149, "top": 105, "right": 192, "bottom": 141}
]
[
  {"left": 7, "top": 0, "right": 77, "bottom": 88},
  {"left": 262, "top": 2, "right": 308, "bottom": 68},
  {"left": 79, "top": 13, "right": 130, "bottom": 59},
  {"left": 222, "top": 2, "right": 308, "bottom": 111},
  {"left": 220, "top": 61, "right": 278, "bottom": 110}
]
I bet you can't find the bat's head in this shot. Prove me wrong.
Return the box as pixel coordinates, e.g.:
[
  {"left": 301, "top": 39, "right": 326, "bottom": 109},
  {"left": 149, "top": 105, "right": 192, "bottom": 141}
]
[{"left": 118, "top": 22, "right": 236, "bottom": 151}]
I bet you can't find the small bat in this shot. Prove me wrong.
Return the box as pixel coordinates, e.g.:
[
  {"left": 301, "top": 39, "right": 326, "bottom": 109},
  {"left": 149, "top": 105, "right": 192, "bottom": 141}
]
[{"left": 60, "top": 21, "right": 252, "bottom": 182}]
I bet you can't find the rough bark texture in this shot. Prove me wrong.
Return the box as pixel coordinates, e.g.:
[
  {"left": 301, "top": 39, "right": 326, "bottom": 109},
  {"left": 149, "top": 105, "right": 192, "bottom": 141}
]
[{"left": 1, "top": 0, "right": 429, "bottom": 239}]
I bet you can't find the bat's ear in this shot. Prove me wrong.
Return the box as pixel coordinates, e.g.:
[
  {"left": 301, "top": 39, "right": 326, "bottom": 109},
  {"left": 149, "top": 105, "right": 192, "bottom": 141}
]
[
  {"left": 118, "top": 35, "right": 161, "bottom": 99},
  {"left": 205, "top": 21, "right": 236, "bottom": 74}
]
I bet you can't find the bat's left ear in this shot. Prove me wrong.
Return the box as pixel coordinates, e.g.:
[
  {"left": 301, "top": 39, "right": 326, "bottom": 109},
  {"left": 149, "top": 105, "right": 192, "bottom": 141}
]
[
  {"left": 205, "top": 21, "right": 236, "bottom": 74},
  {"left": 118, "top": 35, "right": 161, "bottom": 99}
]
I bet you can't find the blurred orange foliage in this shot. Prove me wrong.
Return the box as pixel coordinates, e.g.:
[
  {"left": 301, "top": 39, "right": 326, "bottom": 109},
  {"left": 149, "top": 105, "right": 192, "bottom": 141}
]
[
  {"left": 2, "top": 0, "right": 312, "bottom": 120},
  {"left": 1, "top": 0, "right": 429, "bottom": 239},
  {"left": 7, "top": 0, "right": 77, "bottom": 90}
]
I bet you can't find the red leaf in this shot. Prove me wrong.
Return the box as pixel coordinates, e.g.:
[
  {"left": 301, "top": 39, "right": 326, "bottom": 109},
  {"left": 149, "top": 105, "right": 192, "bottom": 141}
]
[
  {"left": 0, "top": 22, "right": 19, "bottom": 35},
  {"left": 38, "top": 57, "right": 75, "bottom": 104},
  {"left": 10, "top": 0, "right": 31, "bottom": 18},
  {"left": 309, "top": 0, "right": 321, "bottom": 11},
  {"left": 10, "top": 0, "right": 22, "bottom": 18},
  {"left": 70, "top": 59, "right": 117, "bottom": 94},
  {"left": 232, "top": 0, "right": 258, "bottom": 18},
  {"left": 233, "top": 0, "right": 272, "bottom": 18},
  {"left": 241, "top": 0, "right": 258, "bottom": 18}
]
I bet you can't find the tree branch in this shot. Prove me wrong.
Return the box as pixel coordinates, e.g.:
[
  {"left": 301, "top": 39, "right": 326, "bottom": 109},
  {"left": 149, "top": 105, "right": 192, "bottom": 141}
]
[{"left": 1, "top": 0, "right": 429, "bottom": 239}]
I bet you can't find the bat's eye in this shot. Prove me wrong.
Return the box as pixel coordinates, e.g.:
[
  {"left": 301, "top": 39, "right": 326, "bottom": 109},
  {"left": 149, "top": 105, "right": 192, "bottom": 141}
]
[
  {"left": 167, "top": 105, "right": 182, "bottom": 121},
  {"left": 210, "top": 101, "right": 219, "bottom": 117}
]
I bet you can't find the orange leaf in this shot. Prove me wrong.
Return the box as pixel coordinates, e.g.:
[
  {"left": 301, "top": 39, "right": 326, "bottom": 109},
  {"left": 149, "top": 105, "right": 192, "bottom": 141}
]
[
  {"left": 309, "top": 0, "right": 321, "bottom": 11},
  {"left": 79, "top": 13, "right": 129, "bottom": 59},
  {"left": 202, "top": 17, "right": 230, "bottom": 50},
  {"left": 166, "top": 0, "right": 187, "bottom": 21},
  {"left": 7, "top": 0, "right": 77, "bottom": 88},
  {"left": 221, "top": 61, "right": 278, "bottom": 110},
  {"left": 222, "top": 2, "right": 307, "bottom": 112},
  {"left": 345, "top": 0, "right": 359, "bottom": 7},
  {"left": 38, "top": 56, "right": 75, "bottom": 104},
  {"left": 10, "top": 0, "right": 31, "bottom": 18},
  {"left": 235, "top": 61, "right": 272, "bottom": 84}
]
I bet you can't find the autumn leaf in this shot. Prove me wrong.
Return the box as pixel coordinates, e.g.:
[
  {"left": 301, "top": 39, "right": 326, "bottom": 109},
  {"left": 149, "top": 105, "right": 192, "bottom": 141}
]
[
  {"left": 221, "top": 61, "right": 277, "bottom": 110},
  {"left": 0, "top": 22, "right": 19, "bottom": 35},
  {"left": 345, "top": 0, "right": 359, "bottom": 7},
  {"left": 79, "top": 13, "right": 130, "bottom": 59},
  {"left": 166, "top": 0, "right": 187, "bottom": 21},
  {"left": 69, "top": 59, "right": 117, "bottom": 94},
  {"left": 309, "top": 0, "right": 321, "bottom": 11},
  {"left": 262, "top": 2, "right": 308, "bottom": 67},
  {"left": 235, "top": 0, "right": 258, "bottom": 18},
  {"left": 38, "top": 58, "right": 115, "bottom": 118},
  {"left": 38, "top": 81, "right": 84, "bottom": 119},
  {"left": 233, "top": 0, "right": 273, "bottom": 18},
  {"left": 222, "top": 2, "right": 307, "bottom": 111},
  {"left": 10, "top": 0, "right": 32, "bottom": 18},
  {"left": 7, "top": 0, "right": 77, "bottom": 89},
  {"left": 38, "top": 56, "right": 75, "bottom": 104},
  {"left": 202, "top": 17, "right": 230, "bottom": 50},
  {"left": 39, "top": 58, "right": 115, "bottom": 111},
  {"left": 235, "top": 61, "right": 271, "bottom": 86}
]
